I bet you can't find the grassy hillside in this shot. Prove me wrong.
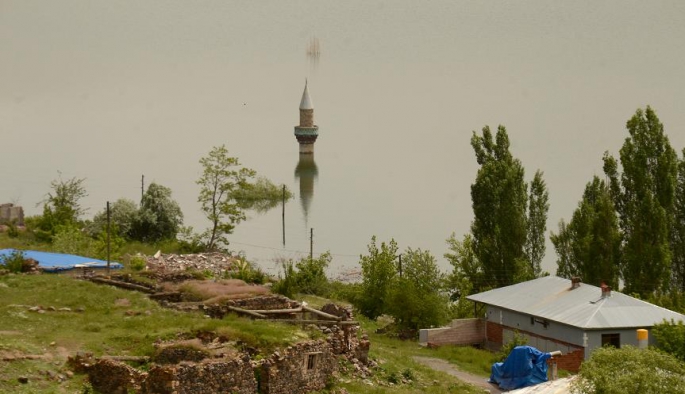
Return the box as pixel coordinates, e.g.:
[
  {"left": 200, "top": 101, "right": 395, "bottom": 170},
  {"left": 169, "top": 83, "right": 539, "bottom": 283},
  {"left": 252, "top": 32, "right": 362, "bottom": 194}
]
[{"left": 0, "top": 274, "right": 493, "bottom": 394}]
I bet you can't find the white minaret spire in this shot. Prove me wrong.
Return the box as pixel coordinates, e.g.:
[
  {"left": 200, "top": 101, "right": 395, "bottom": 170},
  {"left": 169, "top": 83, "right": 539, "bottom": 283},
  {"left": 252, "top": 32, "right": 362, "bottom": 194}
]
[{"left": 300, "top": 79, "right": 314, "bottom": 110}]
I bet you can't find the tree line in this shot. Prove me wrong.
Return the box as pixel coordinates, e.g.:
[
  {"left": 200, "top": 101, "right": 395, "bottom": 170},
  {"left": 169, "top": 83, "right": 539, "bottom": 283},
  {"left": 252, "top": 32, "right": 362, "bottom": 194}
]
[{"left": 5, "top": 145, "right": 291, "bottom": 260}]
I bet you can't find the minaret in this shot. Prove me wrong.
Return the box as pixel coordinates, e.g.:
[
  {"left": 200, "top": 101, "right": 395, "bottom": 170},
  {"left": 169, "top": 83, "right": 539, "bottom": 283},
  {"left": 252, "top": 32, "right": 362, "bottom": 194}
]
[{"left": 294, "top": 80, "right": 319, "bottom": 154}]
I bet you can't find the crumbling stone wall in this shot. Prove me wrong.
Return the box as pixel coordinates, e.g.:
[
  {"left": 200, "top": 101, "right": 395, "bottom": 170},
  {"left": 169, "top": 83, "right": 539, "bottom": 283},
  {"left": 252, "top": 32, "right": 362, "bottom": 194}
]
[
  {"left": 145, "top": 356, "right": 256, "bottom": 394},
  {"left": 0, "top": 203, "right": 24, "bottom": 226},
  {"left": 88, "top": 358, "right": 146, "bottom": 394},
  {"left": 202, "top": 295, "right": 300, "bottom": 319},
  {"left": 259, "top": 340, "right": 336, "bottom": 394},
  {"left": 153, "top": 340, "right": 211, "bottom": 365}
]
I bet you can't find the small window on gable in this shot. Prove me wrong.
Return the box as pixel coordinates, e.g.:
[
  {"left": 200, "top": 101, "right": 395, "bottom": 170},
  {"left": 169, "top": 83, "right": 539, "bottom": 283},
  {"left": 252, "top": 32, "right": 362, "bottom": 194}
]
[{"left": 601, "top": 333, "right": 620, "bottom": 348}]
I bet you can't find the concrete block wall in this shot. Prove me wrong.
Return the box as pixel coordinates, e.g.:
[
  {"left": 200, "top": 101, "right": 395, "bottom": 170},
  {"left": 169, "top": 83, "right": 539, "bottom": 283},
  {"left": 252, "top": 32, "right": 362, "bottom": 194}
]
[{"left": 419, "top": 318, "right": 484, "bottom": 346}]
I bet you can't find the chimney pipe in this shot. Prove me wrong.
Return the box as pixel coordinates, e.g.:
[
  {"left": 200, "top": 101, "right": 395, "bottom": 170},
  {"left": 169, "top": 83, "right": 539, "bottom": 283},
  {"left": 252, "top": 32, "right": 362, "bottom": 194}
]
[{"left": 571, "top": 277, "right": 581, "bottom": 289}]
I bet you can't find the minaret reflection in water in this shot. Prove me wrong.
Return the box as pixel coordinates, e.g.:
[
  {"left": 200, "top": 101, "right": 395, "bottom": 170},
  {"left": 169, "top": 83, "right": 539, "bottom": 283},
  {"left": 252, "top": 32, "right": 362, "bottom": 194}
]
[{"left": 294, "top": 153, "right": 318, "bottom": 225}]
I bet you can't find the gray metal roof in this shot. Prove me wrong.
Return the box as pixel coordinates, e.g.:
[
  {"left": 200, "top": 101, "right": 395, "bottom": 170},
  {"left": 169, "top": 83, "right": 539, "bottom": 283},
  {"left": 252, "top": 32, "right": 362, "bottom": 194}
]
[{"left": 467, "top": 276, "right": 685, "bottom": 329}]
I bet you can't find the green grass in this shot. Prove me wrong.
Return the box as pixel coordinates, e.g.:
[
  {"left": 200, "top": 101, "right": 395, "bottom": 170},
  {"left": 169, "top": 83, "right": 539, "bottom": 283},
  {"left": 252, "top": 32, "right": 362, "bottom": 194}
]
[
  {"left": 0, "top": 273, "right": 501, "bottom": 394},
  {"left": 0, "top": 274, "right": 317, "bottom": 393},
  {"left": 327, "top": 316, "right": 489, "bottom": 394},
  {"left": 421, "top": 344, "right": 496, "bottom": 377}
]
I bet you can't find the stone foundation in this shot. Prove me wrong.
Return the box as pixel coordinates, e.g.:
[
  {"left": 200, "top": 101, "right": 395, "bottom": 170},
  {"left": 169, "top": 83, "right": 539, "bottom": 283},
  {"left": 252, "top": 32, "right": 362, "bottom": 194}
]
[
  {"left": 260, "top": 340, "right": 337, "bottom": 394},
  {"left": 145, "top": 356, "right": 256, "bottom": 394}
]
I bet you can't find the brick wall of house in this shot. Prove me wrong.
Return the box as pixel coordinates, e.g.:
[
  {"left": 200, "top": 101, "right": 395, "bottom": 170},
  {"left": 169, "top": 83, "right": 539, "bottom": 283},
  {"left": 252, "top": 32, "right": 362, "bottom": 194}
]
[
  {"left": 550, "top": 347, "right": 585, "bottom": 373},
  {"left": 486, "top": 321, "right": 504, "bottom": 345},
  {"left": 486, "top": 321, "right": 585, "bottom": 372}
]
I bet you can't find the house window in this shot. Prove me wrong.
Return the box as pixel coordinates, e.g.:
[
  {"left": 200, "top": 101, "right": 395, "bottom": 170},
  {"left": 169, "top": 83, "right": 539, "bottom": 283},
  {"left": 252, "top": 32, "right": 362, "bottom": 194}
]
[{"left": 601, "top": 333, "right": 620, "bottom": 348}]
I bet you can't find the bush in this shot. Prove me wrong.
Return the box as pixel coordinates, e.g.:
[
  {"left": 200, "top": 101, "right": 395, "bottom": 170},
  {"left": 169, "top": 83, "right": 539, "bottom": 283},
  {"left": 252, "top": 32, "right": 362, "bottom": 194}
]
[
  {"left": 385, "top": 248, "right": 449, "bottom": 331},
  {"left": 272, "top": 253, "right": 331, "bottom": 298},
  {"left": 653, "top": 319, "right": 685, "bottom": 361},
  {"left": 572, "top": 346, "right": 685, "bottom": 394},
  {"left": 355, "top": 236, "right": 399, "bottom": 320},
  {"left": 0, "top": 249, "right": 25, "bottom": 273},
  {"left": 129, "top": 255, "right": 147, "bottom": 271},
  {"left": 496, "top": 330, "right": 528, "bottom": 361},
  {"left": 227, "top": 259, "right": 268, "bottom": 284}
]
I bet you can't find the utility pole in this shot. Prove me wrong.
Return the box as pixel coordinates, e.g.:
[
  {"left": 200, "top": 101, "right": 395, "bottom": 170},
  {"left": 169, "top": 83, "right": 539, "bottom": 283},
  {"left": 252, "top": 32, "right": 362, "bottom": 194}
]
[
  {"left": 398, "top": 253, "right": 402, "bottom": 278},
  {"left": 141, "top": 175, "right": 145, "bottom": 204},
  {"left": 282, "top": 185, "right": 286, "bottom": 246},
  {"left": 106, "top": 201, "right": 111, "bottom": 276},
  {"left": 310, "top": 228, "right": 314, "bottom": 261}
]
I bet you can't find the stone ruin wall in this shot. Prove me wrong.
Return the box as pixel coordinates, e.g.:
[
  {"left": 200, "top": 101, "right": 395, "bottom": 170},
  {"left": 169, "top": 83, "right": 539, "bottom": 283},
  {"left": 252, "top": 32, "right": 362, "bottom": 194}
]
[
  {"left": 201, "top": 295, "right": 300, "bottom": 319},
  {"left": 78, "top": 340, "right": 342, "bottom": 394},
  {"left": 68, "top": 284, "right": 365, "bottom": 394},
  {"left": 259, "top": 340, "right": 336, "bottom": 394},
  {"left": 0, "top": 203, "right": 24, "bottom": 227},
  {"left": 145, "top": 356, "right": 257, "bottom": 394}
]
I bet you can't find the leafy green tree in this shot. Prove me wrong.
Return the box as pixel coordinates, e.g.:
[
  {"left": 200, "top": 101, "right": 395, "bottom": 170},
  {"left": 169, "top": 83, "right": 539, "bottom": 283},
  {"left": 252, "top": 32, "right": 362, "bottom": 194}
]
[
  {"left": 197, "top": 145, "right": 256, "bottom": 250},
  {"left": 445, "top": 233, "right": 481, "bottom": 318},
  {"left": 603, "top": 106, "right": 678, "bottom": 297},
  {"left": 386, "top": 248, "right": 449, "bottom": 330},
  {"left": 572, "top": 346, "right": 685, "bottom": 394},
  {"left": 86, "top": 198, "right": 139, "bottom": 239},
  {"left": 356, "top": 236, "right": 399, "bottom": 320},
  {"left": 552, "top": 176, "right": 621, "bottom": 288},
  {"left": 653, "top": 319, "right": 685, "bottom": 362},
  {"left": 129, "top": 183, "right": 183, "bottom": 242},
  {"left": 34, "top": 175, "right": 87, "bottom": 240},
  {"left": 526, "top": 170, "right": 549, "bottom": 277},
  {"left": 470, "top": 125, "right": 529, "bottom": 288},
  {"left": 672, "top": 149, "right": 685, "bottom": 292}
]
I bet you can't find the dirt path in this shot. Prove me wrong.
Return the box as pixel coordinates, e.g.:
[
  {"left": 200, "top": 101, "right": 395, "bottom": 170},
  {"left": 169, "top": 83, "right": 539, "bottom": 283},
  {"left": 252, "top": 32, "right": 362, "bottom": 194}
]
[{"left": 413, "top": 356, "right": 503, "bottom": 393}]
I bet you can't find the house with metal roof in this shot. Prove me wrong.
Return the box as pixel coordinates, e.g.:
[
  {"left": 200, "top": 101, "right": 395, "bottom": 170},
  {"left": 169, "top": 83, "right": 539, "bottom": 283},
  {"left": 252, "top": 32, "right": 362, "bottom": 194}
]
[{"left": 467, "top": 276, "right": 685, "bottom": 372}]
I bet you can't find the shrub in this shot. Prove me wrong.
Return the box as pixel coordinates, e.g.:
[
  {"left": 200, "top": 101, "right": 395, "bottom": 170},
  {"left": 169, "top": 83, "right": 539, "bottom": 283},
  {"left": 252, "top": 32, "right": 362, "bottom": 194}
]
[
  {"left": 129, "top": 255, "right": 147, "bottom": 271},
  {"left": 496, "top": 330, "right": 528, "bottom": 361},
  {"left": 0, "top": 250, "right": 25, "bottom": 273},
  {"left": 572, "top": 346, "right": 685, "bottom": 394},
  {"left": 272, "top": 253, "right": 332, "bottom": 298},
  {"left": 227, "top": 259, "right": 268, "bottom": 284}
]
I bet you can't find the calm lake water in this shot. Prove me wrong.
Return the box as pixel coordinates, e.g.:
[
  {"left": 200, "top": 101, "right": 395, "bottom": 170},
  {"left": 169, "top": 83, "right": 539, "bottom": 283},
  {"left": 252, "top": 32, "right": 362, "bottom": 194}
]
[{"left": 2, "top": 1, "right": 685, "bottom": 275}]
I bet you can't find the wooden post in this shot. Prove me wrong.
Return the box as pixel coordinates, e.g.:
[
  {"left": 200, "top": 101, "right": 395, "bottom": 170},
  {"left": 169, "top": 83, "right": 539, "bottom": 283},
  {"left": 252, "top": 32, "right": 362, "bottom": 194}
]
[{"left": 106, "top": 201, "right": 111, "bottom": 276}]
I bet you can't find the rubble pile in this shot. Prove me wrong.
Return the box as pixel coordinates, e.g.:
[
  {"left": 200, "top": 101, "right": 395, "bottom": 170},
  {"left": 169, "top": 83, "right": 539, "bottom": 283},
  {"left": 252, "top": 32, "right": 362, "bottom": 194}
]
[{"left": 145, "top": 253, "right": 239, "bottom": 274}]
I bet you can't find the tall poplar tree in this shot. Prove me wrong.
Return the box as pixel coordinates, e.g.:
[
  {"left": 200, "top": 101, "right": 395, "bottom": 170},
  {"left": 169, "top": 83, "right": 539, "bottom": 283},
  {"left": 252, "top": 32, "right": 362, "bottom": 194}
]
[
  {"left": 526, "top": 170, "right": 550, "bottom": 277},
  {"left": 470, "top": 125, "right": 529, "bottom": 288},
  {"left": 552, "top": 176, "right": 620, "bottom": 288},
  {"left": 603, "top": 106, "right": 678, "bottom": 297},
  {"left": 671, "top": 149, "right": 685, "bottom": 292}
]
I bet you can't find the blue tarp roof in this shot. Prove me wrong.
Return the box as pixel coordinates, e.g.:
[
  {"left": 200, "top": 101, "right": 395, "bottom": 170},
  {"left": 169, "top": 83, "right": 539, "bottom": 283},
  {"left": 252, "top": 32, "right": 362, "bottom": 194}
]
[{"left": 0, "top": 249, "right": 123, "bottom": 272}]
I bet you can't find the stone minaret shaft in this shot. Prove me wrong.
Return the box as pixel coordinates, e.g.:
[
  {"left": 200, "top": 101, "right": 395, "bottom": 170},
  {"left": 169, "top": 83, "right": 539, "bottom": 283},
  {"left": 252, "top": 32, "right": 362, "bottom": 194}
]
[{"left": 294, "top": 80, "right": 319, "bottom": 154}]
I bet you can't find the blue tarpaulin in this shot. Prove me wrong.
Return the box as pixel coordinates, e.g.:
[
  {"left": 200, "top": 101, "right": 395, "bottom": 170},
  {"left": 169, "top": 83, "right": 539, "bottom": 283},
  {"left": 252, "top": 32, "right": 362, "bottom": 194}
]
[
  {"left": 489, "top": 346, "right": 552, "bottom": 390},
  {"left": 0, "top": 249, "right": 122, "bottom": 272}
]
